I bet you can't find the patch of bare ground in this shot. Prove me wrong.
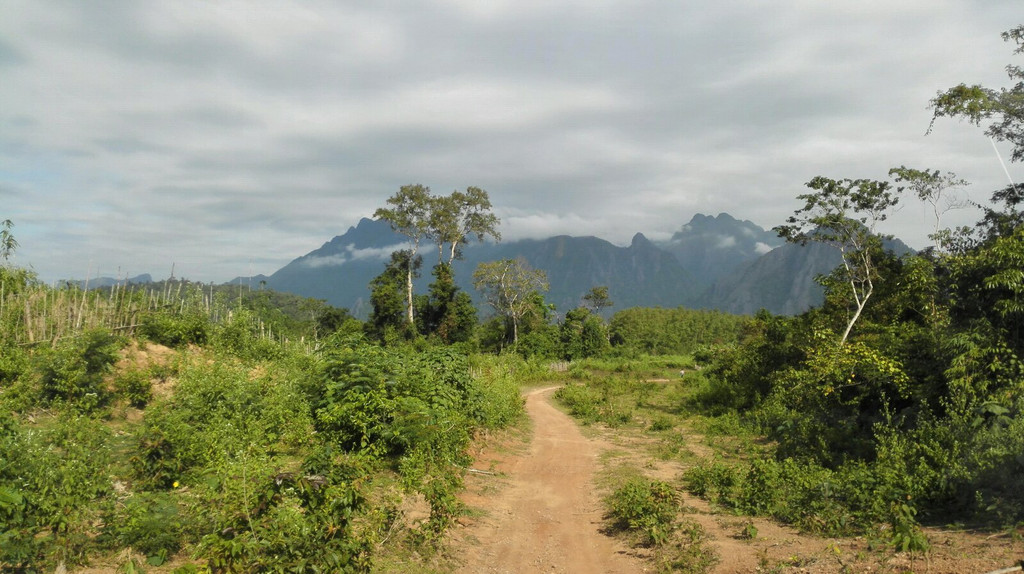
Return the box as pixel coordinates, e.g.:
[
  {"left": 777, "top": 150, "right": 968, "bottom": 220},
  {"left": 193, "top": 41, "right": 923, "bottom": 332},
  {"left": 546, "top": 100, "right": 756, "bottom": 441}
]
[
  {"left": 452, "top": 384, "right": 1024, "bottom": 574},
  {"left": 452, "top": 386, "right": 650, "bottom": 573},
  {"left": 587, "top": 403, "right": 1024, "bottom": 573},
  {"left": 115, "top": 340, "right": 178, "bottom": 400}
]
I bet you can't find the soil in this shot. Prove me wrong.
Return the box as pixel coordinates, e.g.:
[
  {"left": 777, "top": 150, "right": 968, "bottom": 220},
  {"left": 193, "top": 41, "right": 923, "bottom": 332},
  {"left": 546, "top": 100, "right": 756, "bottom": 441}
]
[
  {"left": 451, "top": 386, "right": 1024, "bottom": 574},
  {"left": 454, "top": 386, "right": 649, "bottom": 573}
]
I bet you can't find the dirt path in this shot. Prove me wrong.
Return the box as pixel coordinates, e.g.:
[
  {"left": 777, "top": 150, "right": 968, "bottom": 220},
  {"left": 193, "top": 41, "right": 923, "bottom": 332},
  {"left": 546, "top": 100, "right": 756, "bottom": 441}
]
[
  {"left": 451, "top": 385, "right": 1024, "bottom": 574},
  {"left": 455, "top": 386, "right": 648, "bottom": 574}
]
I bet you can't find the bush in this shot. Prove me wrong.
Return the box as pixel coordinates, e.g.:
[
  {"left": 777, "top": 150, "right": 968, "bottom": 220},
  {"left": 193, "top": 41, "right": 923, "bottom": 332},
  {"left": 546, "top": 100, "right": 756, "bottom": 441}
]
[
  {"left": 0, "top": 344, "right": 27, "bottom": 385},
  {"left": 682, "top": 461, "right": 740, "bottom": 507},
  {"left": 102, "top": 491, "right": 187, "bottom": 560},
  {"left": 114, "top": 367, "right": 152, "bottom": 408},
  {"left": 132, "top": 357, "right": 314, "bottom": 488},
  {"left": 196, "top": 452, "right": 373, "bottom": 573},
  {"left": 36, "top": 328, "right": 122, "bottom": 411},
  {"left": 466, "top": 355, "right": 525, "bottom": 429},
  {"left": 554, "top": 383, "right": 600, "bottom": 422},
  {"left": 0, "top": 412, "right": 114, "bottom": 570},
  {"left": 607, "top": 477, "right": 679, "bottom": 546},
  {"left": 211, "top": 310, "right": 285, "bottom": 361},
  {"left": 139, "top": 310, "right": 208, "bottom": 347}
]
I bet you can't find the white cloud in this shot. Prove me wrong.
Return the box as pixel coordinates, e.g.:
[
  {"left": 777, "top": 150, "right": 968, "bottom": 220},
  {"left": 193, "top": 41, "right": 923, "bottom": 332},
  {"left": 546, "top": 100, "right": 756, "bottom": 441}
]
[
  {"left": 300, "top": 254, "right": 350, "bottom": 269},
  {"left": 1, "top": 0, "right": 1021, "bottom": 282},
  {"left": 346, "top": 244, "right": 410, "bottom": 261},
  {"left": 299, "top": 243, "right": 408, "bottom": 268}
]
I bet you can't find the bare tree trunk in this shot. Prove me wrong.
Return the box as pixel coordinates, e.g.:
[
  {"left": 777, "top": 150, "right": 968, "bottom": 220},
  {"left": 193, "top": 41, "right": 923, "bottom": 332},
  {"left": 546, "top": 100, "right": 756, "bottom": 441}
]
[
  {"left": 406, "top": 266, "right": 415, "bottom": 326},
  {"left": 840, "top": 291, "right": 870, "bottom": 345},
  {"left": 839, "top": 251, "right": 873, "bottom": 346}
]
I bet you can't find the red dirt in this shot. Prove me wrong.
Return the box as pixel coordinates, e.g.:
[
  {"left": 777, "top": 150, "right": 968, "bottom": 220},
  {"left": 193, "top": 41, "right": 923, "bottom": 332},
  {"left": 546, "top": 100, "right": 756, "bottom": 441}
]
[
  {"left": 452, "top": 386, "right": 1024, "bottom": 574},
  {"left": 455, "top": 386, "right": 649, "bottom": 573}
]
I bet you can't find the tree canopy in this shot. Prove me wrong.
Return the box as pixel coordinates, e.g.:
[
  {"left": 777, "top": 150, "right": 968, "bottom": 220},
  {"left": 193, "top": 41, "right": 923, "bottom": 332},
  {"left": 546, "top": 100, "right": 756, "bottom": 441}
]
[
  {"left": 374, "top": 185, "right": 433, "bottom": 326},
  {"left": 472, "top": 257, "right": 549, "bottom": 346},
  {"left": 428, "top": 186, "right": 501, "bottom": 265},
  {"left": 774, "top": 176, "right": 900, "bottom": 344},
  {"left": 930, "top": 25, "right": 1024, "bottom": 162}
]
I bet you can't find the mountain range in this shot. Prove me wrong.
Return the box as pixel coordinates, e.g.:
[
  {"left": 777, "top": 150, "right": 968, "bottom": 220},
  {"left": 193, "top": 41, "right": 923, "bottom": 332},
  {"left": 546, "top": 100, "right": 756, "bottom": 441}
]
[{"left": 257, "top": 213, "right": 889, "bottom": 317}]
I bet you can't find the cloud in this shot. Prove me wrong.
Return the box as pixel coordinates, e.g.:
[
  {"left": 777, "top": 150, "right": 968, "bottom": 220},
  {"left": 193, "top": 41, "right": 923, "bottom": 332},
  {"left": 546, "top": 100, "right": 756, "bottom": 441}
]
[
  {"left": 300, "top": 254, "right": 349, "bottom": 269},
  {"left": 299, "top": 243, "right": 408, "bottom": 268},
  {"left": 1, "top": 0, "right": 1021, "bottom": 282},
  {"left": 716, "top": 236, "right": 737, "bottom": 249}
]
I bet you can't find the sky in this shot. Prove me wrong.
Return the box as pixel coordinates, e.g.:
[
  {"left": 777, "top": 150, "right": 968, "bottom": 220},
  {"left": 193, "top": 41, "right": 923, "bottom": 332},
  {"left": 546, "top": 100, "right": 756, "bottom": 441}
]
[{"left": 2, "top": 1, "right": 1022, "bottom": 284}]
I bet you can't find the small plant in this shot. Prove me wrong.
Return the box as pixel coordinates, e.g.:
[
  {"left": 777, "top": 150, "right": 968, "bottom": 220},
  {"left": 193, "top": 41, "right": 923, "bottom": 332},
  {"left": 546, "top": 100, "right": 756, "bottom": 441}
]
[
  {"left": 656, "top": 519, "right": 719, "bottom": 574},
  {"left": 139, "top": 310, "right": 208, "bottom": 348},
  {"left": 554, "top": 383, "right": 600, "bottom": 422},
  {"left": 102, "top": 491, "right": 186, "bottom": 561},
  {"left": 682, "top": 461, "right": 739, "bottom": 506},
  {"left": 602, "top": 407, "right": 633, "bottom": 428},
  {"left": 36, "top": 328, "right": 122, "bottom": 411},
  {"left": 607, "top": 477, "right": 679, "bottom": 546},
  {"left": 115, "top": 368, "right": 152, "bottom": 408},
  {"left": 890, "top": 499, "right": 929, "bottom": 552},
  {"left": 649, "top": 415, "right": 674, "bottom": 432},
  {"left": 739, "top": 519, "right": 758, "bottom": 540}
]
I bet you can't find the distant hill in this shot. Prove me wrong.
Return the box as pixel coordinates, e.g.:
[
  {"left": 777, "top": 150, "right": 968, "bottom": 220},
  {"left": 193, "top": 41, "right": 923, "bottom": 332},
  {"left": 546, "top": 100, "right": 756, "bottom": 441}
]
[
  {"left": 264, "top": 219, "right": 699, "bottom": 316},
  {"left": 695, "top": 242, "right": 836, "bottom": 315},
  {"left": 656, "top": 213, "right": 783, "bottom": 289},
  {"left": 258, "top": 214, "right": 913, "bottom": 318},
  {"left": 66, "top": 273, "right": 153, "bottom": 289},
  {"left": 264, "top": 218, "right": 411, "bottom": 318},
  {"left": 466, "top": 232, "right": 697, "bottom": 312},
  {"left": 695, "top": 235, "right": 914, "bottom": 315}
]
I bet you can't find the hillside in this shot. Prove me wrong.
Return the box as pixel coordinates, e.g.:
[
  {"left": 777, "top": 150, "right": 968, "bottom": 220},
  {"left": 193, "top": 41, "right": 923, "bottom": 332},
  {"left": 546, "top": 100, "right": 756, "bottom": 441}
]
[{"left": 260, "top": 213, "right": 869, "bottom": 317}]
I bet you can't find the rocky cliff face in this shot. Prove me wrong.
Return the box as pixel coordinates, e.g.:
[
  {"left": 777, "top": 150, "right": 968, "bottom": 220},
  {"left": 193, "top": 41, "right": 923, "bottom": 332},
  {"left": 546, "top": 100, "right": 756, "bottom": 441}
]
[{"left": 259, "top": 214, "right": 910, "bottom": 317}]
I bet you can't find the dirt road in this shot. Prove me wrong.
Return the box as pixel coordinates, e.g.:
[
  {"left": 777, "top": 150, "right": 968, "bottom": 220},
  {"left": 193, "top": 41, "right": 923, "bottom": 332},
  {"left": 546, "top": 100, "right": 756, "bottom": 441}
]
[{"left": 455, "top": 386, "right": 647, "bottom": 573}]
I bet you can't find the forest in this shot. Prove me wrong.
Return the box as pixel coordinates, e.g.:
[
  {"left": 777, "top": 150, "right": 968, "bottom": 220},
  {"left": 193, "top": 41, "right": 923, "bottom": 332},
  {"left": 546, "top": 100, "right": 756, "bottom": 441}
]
[{"left": 1, "top": 24, "right": 1023, "bottom": 574}]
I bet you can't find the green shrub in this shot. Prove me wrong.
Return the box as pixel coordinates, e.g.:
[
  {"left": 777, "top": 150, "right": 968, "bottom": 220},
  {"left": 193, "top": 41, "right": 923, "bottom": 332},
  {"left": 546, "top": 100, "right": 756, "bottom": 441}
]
[
  {"left": 102, "top": 491, "right": 187, "bottom": 560},
  {"left": 0, "top": 412, "right": 114, "bottom": 570},
  {"left": 197, "top": 451, "right": 373, "bottom": 573},
  {"left": 114, "top": 367, "right": 152, "bottom": 408},
  {"left": 466, "top": 355, "right": 525, "bottom": 429},
  {"left": 649, "top": 415, "right": 674, "bottom": 432},
  {"left": 36, "top": 328, "right": 122, "bottom": 411},
  {"left": 134, "top": 357, "right": 315, "bottom": 485},
  {"left": 682, "top": 461, "right": 740, "bottom": 507},
  {"left": 211, "top": 311, "right": 284, "bottom": 361},
  {"left": 554, "top": 383, "right": 600, "bottom": 422},
  {"left": 607, "top": 477, "right": 679, "bottom": 546},
  {"left": 139, "top": 310, "right": 209, "bottom": 347},
  {"left": 0, "top": 344, "right": 27, "bottom": 385}
]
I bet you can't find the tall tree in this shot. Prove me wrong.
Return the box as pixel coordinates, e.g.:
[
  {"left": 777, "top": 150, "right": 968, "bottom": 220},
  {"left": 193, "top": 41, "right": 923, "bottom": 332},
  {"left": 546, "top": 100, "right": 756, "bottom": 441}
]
[
  {"left": 367, "top": 250, "right": 420, "bottom": 341},
  {"left": 581, "top": 286, "right": 614, "bottom": 314},
  {"left": 775, "top": 176, "right": 900, "bottom": 345},
  {"left": 888, "top": 167, "right": 969, "bottom": 252},
  {"left": 428, "top": 186, "right": 501, "bottom": 265},
  {"left": 930, "top": 27, "right": 1024, "bottom": 242},
  {"left": 473, "top": 257, "right": 549, "bottom": 346},
  {"left": 559, "top": 307, "right": 609, "bottom": 360},
  {"left": 374, "top": 185, "right": 433, "bottom": 326},
  {"left": 419, "top": 262, "right": 477, "bottom": 344}
]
